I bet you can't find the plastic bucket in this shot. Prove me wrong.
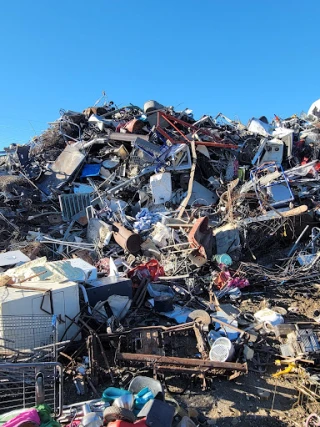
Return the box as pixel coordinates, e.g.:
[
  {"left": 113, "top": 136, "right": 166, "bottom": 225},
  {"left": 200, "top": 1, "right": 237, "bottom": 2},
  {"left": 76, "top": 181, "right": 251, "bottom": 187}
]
[
  {"left": 102, "top": 387, "right": 132, "bottom": 403},
  {"left": 209, "top": 337, "right": 235, "bottom": 362},
  {"left": 212, "top": 337, "right": 233, "bottom": 350},
  {"left": 128, "top": 376, "right": 164, "bottom": 400}
]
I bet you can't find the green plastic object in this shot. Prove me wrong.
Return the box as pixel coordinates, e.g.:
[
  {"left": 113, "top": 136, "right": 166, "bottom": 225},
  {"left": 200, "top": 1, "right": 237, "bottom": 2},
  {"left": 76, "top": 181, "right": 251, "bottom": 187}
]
[
  {"left": 0, "top": 405, "right": 60, "bottom": 427},
  {"left": 37, "top": 404, "right": 60, "bottom": 427}
]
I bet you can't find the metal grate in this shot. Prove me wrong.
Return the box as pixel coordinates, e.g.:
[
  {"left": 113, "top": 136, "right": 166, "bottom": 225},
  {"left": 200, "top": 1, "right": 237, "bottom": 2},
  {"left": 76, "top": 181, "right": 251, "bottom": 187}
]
[
  {"left": 298, "top": 329, "right": 320, "bottom": 353},
  {"left": 0, "top": 315, "right": 57, "bottom": 362},
  {"left": 129, "top": 137, "right": 165, "bottom": 167},
  {"left": 295, "top": 376, "right": 320, "bottom": 412},
  {"left": 0, "top": 362, "right": 63, "bottom": 416},
  {"left": 59, "top": 193, "right": 91, "bottom": 221}
]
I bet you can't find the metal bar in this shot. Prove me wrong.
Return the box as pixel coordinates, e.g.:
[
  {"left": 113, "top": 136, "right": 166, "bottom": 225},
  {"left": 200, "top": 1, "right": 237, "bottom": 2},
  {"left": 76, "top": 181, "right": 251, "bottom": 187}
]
[
  {"left": 116, "top": 353, "right": 247, "bottom": 372},
  {"left": 155, "top": 366, "right": 210, "bottom": 374},
  {"left": 156, "top": 113, "right": 238, "bottom": 149},
  {"left": 109, "top": 132, "right": 149, "bottom": 142},
  {"left": 156, "top": 274, "right": 190, "bottom": 280},
  {"left": 158, "top": 112, "right": 191, "bottom": 143},
  {"left": 288, "top": 225, "right": 310, "bottom": 257},
  {"left": 1, "top": 283, "right": 51, "bottom": 292},
  {"left": 99, "top": 322, "right": 196, "bottom": 340},
  {"left": 177, "top": 140, "right": 197, "bottom": 218},
  {"left": 40, "top": 237, "right": 95, "bottom": 249},
  {"left": 211, "top": 315, "right": 245, "bottom": 336}
]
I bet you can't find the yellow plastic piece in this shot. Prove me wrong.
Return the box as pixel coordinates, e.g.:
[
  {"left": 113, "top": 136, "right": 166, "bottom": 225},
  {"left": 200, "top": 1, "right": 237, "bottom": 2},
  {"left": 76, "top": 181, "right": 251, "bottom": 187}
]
[{"left": 273, "top": 360, "right": 296, "bottom": 378}]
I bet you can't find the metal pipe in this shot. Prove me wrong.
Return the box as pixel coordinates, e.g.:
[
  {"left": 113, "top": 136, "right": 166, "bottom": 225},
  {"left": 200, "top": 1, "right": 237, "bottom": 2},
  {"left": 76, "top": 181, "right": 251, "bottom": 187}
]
[
  {"left": 156, "top": 274, "right": 190, "bottom": 280},
  {"left": 106, "top": 165, "right": 155, "bottom": 195},
  {"left": 113, "top": 222, "right": 141, "bottom": 254},
  {"left": 288, "top": 225, "right": 310, "bottom": 256},
  {"left": 40, "top": 237, "right": 95, "bottom": 249},
  {"left": 177, "top": 140, "right": 197, "bottom": 219},
  {"left": 78, "top": 284, "right": 92, "bottom": 315}
]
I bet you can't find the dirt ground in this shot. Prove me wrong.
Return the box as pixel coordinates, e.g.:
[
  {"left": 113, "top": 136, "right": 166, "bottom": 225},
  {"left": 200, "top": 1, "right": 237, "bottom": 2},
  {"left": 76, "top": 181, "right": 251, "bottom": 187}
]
[
  {"left": 175, "top": 374, "right": 305, "bottom": 427},
  {"left": 64, "top": 368, "right": 314, "bottom": 426}
]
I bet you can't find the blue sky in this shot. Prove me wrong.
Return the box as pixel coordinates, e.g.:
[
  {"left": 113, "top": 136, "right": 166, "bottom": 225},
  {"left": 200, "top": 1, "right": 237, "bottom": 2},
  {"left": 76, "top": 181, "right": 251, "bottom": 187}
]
[{"left": 0, "top": 0, "right": 319, "bottom": 148}]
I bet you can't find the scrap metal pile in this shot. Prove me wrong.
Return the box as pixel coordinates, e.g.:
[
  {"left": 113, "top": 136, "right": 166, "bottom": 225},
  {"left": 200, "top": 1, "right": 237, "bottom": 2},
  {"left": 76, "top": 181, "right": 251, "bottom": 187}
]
[
  {"left": 1, "top": 96, "right": 320, "bottom": 424},
  {"left": 1, "top": 98, "right": 320, "bottom": 282}
]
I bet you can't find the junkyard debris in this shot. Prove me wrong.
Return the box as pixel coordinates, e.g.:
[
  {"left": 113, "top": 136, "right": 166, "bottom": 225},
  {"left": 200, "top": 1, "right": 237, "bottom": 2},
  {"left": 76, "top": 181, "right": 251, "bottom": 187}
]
[{"left": 1, "top": 96, "right": 320, "bottom": 426}]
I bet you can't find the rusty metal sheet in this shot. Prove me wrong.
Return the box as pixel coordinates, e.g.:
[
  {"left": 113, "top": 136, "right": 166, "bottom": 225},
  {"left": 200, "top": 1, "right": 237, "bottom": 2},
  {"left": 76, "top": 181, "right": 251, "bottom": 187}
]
[{"left": 188, "top": 216, "right": 214, "bottom": 266}]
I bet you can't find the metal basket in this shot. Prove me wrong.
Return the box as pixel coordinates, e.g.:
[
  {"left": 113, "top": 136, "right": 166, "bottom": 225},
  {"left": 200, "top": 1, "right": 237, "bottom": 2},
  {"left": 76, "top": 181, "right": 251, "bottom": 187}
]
[
  {"left": 0, "top": 315, "right": 58, "bottom": 362},
  {"left": 0, "top": 362, "right": 63, "bottom": 416}
]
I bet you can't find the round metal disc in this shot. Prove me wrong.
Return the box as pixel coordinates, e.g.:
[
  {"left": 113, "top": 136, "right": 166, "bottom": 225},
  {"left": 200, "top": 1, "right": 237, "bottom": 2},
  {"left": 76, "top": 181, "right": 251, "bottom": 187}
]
[{"left": 188, "top": 309, "right": 211, "bottom": 325}]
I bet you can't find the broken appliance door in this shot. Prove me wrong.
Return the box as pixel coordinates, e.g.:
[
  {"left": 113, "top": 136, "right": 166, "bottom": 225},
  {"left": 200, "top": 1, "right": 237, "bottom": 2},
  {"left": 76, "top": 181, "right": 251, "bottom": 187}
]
[
  {"left": 16, "top": 145, "right": 41, "bottom": 180},
  {"left": 37, "top": 146, "right": 85, "bottom": 196},
  {"left": 248, "top": 117, "right": 273, "bottom": 136},
  {"left": 251, "top": 162, "right": 294, "bottom": 209},
  {"left": 273, "top": 128, "right": 294, "bottom": 158},
  {"left": 252, "top": 138, "right": 284, "bottom": 166},
  {"left": 161, "top": 144, "right": 192, "bottom": 171},
  {"left": 188, "top": 181, "right": 218, "bottom": 206},
  {"left": 150, "top": 172, "right": 172, "bottom": 205}
]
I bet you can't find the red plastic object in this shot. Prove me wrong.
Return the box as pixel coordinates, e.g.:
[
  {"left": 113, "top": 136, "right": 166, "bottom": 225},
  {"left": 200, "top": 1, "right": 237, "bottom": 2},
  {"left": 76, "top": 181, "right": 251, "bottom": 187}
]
[{"left": 107, "top": 418, "right": 147, "bottom": 427}]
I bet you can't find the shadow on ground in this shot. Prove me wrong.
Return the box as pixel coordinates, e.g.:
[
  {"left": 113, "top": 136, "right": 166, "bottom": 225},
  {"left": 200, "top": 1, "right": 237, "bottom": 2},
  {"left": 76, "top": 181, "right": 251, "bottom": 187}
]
[{"left": 210, "top": 414, "right": 288, "bottom": 426}]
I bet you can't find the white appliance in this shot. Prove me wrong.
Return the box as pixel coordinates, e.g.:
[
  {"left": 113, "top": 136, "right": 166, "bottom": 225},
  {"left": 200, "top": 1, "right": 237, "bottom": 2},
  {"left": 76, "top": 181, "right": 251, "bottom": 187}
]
[
  {"left": 273, "top": 128, "right": 294, "bottom": 157},
  {"left": 0, "top": 280, "right": 80, "bottom": 350},
  {"left": 6, "top": 256, "right": 97, "bottom": 283},
  {"left": 252, "top": 138, "right": 284, "bottom": 166},
  {"left": 150, "top": 172, "right": 172, "bottom": 204}
]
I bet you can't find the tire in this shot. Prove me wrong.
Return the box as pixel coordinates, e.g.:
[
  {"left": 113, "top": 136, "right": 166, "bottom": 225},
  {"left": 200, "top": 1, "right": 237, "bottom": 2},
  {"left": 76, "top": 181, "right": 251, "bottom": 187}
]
[{"left": 103, "top": 406, "right": 136, "bottom": 424}]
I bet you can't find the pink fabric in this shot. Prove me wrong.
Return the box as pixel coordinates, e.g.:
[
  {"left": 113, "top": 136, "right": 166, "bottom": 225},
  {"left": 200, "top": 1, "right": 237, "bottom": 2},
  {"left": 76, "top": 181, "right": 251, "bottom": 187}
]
[{"left": 2, "top": 408, "right": 40, "bottom": 427}]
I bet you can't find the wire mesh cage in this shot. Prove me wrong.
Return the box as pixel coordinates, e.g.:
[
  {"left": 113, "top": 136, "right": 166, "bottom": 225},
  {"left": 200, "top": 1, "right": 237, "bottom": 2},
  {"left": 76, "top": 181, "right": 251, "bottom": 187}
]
[
  {"left": 0, "top": 315, "right": 58, "bottom": 362},
  {"left": 0, "top": 362, "right": 63, "bottom": 416}
]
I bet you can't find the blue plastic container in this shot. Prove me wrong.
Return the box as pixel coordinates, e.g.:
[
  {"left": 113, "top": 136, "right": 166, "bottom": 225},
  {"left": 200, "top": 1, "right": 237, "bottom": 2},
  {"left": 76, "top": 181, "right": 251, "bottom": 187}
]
[
  {"left": 102, "top": 387, "right": 132, "bottom": 403},
  {"left": 134, "top": 387, "right": 154, "bottom": 410},
  {"left": 214, "top": 254, "right": 232, "bottom": 266}
]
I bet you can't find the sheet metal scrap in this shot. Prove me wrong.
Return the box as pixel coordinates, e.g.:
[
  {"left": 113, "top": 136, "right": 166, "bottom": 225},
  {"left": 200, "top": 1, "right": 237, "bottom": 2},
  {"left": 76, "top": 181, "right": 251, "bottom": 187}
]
[{"left": 188, "top": 216, "right": 214, "bottom": 267}]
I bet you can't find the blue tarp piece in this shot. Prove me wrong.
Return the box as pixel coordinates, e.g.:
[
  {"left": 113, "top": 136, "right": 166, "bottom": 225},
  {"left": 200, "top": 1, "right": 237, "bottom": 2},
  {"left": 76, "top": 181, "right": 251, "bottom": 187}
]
[{"left": 80, "top": 163, "right": 101, "bottom": 178}]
